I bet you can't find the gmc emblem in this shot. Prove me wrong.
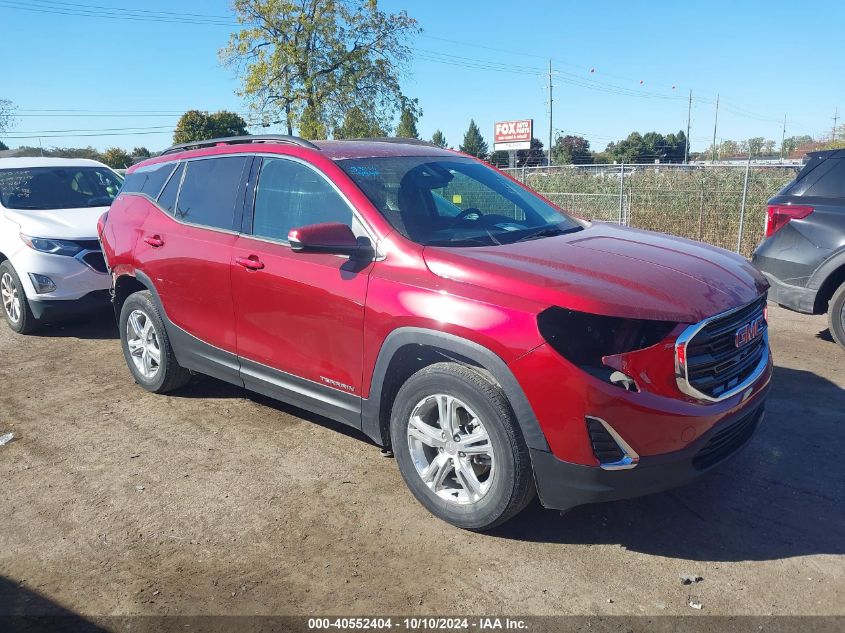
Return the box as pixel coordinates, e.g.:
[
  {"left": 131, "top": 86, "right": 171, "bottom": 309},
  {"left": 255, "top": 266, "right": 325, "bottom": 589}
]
[{"left": 735, "top": 315, "right": 766, "bottom": 348}]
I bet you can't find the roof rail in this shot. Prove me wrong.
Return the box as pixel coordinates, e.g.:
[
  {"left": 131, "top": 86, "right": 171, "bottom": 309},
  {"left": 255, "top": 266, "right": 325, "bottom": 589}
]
[
  {"left": 347, "top": 137, "right": 438, "bottom": 147},
  {"left": 161, "top": 134, "right": 320, "bottom": 155}
]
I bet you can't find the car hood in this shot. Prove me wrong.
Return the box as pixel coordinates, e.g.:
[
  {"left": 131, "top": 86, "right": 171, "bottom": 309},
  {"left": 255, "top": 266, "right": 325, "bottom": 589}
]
[
  {"left": 422, "top": 223, "right": 769, "bottom": 323},
  {"left": 3, "top": 206, "right": 108, "bottom": 240}
]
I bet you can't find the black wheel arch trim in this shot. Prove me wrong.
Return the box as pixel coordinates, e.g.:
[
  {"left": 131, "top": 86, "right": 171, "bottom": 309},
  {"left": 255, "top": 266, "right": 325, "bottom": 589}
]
[{"left": 362, "top": 327, "right": 550, "bottom": 452}]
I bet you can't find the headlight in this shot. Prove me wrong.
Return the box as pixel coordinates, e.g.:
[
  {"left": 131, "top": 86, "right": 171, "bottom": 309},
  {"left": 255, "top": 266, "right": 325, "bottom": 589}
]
[
  {"left": 20, "top": 234, "right": 84, "bottom": 257},
  {"left": 537, "top": 306, "right": 676, "bottom": 390}
]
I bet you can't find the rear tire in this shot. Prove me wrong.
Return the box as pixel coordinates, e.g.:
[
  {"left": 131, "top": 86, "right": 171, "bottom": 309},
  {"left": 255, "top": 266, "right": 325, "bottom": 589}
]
[
  {"left": 828, "top": 282, "right": 845, "bottom": 350},
  {"left": 119, "top": 291, "right": 191, "bottom": 393},
  {"left": 0, "top": 262, "right": 38, "bottom": 334},
  {"left": 390, "top": 362, "right": 535, "bottom": 531}
]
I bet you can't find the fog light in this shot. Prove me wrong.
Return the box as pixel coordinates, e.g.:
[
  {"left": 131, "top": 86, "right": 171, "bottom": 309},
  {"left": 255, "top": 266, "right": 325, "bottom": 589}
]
[{"left": 28, "top": 273, "right": 56, "bottom": 294}]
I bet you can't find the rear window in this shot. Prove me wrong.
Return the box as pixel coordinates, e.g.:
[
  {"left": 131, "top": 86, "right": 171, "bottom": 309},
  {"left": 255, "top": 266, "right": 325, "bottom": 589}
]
[
  {"left": 157, "top": 162, "right": 184, "bottom": 215},
  {"left": 122, "top": 162, "right": 176, "bottom": 198},
  {"left": 174, "top": 157, "right": 250, "bottom": 231},
  {"left": 0, "top": 166, "right": 122, "bottom": 210},
  {"left": 796, "top": 158, "right": 845, "bottom": 198}
]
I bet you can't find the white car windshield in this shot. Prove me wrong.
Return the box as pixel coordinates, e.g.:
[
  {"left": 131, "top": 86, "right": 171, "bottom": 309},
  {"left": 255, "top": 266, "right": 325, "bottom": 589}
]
[{"left": 0, "top": 167, "right": 123, "bottom": 210}]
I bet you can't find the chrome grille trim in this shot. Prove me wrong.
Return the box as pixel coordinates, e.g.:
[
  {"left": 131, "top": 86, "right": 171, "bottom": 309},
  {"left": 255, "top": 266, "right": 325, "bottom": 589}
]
[{"left": 675, "top": 296, "right": 770, "bottom": 403}]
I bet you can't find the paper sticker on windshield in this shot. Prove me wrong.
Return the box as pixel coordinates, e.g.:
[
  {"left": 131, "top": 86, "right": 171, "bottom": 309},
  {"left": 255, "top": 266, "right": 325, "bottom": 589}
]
[
  {"left": 452, "top": 194, "right": 462, "bottom": 204},
  {"left": 348, "top": 165, "right": 380, "bottom": 178}
]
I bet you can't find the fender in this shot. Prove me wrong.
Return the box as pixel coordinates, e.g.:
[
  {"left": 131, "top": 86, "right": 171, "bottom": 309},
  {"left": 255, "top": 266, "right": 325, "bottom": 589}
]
[
  {"left": 362, "top": 327, "right": 550, "bottom": 452},
  {"left": 808, "top": 247, "right": 845, "bottom": 293}
]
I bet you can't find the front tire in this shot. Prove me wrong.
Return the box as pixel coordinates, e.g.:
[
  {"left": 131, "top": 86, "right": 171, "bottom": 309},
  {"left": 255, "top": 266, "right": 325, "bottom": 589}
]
[
  {"left": 119, "top": 291, "right": 191, "bottom": 393},
  {"left": 390, "top": 362, "right": 535, "bottom": 531},
  {"left": 828, "top": 282, "right": 845, "bottom": 350},
  {"left": 0, "top": 262, "right": 37, "bottom": 334}
]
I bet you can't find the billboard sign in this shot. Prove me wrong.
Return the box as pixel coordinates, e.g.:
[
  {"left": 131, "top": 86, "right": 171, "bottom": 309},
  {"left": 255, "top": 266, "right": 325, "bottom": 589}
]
[{"left": 494, "top": 119, "right": 533, "bottom": 151}]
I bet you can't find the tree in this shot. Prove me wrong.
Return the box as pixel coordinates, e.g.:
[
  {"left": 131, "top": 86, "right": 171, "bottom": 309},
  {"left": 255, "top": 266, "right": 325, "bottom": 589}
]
[
  {"left": 173, "top": 110, "right": 249, "bottom": 144},
  {"left": 222, "top": 0, "right": 419, "bottom": 139},
  {"left": 743, "top": 137, "right": 765, "bottom": 157},
  {"left": 459, "top": 120, "right": 488, "bottom": 159},
  {"left": 431, "top": 130, "right": 448, "bottom": 148},
  {"left": 782, "top": 135, "right": 813, "bottom": 157},
  {"left": 131, "top": 147, "right": 151, "bottom": 159},
  {"left": 607, "top": 130, "right": 687, "bottom": 163},
  {"left": 395, "top": 101, "right": 420, "bottom": 139},
  {"left": 333, "top": 106, "right": 386, "bottom": 139},
  {"left": 0, "top": 140, "right": 7, "bottom": 152},
  {"left": 551, "top": 134, "right": 592, "bottom": 164},
  {"left": 516, "top": 137, "right": 545, "bottom": 167},
  {"left": 101, "top": 147, "right": 133, "bottom": 169},
  {"left": 488, "top": 150, "right": 509, "bottom": 168},
  {"left": 0, "top": 98, "right": 14, "bottom": 135}
]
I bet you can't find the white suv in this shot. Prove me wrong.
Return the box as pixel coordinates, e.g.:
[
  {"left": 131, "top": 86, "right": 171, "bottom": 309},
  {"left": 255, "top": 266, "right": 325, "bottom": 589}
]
[{"left": 0, "top": 157, "right": 122, "bottom": 333}]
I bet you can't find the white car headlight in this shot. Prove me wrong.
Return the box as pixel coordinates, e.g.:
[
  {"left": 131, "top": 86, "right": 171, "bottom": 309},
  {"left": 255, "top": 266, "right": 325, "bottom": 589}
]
[{"left": 20, "top": 234, "right": 84, "bottom": 257}]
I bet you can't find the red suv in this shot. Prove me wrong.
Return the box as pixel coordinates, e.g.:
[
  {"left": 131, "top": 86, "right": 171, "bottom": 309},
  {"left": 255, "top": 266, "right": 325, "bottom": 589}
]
[{"left": 100, "top": 135, "right": 772, "bottom": 530}]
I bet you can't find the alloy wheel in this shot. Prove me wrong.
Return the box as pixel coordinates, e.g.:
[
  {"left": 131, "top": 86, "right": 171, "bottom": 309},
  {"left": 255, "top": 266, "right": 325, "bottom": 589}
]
[
  {"left": 406, "top": 394, "right": 495, "bottom": 505},
  {"left": 126, "top": 309, "right": 162, "bottom": 379},
  {"left": 1, "top": 273, "right": 21, "bottom": 324}
]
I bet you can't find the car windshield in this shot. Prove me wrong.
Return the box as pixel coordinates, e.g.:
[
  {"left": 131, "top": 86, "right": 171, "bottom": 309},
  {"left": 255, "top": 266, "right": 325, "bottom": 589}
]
[
  {"left": 0, "top": 166, "right": 123, "bottom": 210},
  {"left": 338, "top": 156, "right": 583, "bottom": 246}
]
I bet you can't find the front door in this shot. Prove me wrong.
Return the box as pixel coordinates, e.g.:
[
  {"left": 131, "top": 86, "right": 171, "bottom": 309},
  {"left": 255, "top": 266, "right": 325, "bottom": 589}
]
[{"left": 231, "top": 156, "right": 375, "bottom": 424}]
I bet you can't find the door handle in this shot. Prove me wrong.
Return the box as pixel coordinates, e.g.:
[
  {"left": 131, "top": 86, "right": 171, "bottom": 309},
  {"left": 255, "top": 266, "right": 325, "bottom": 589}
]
[
  {"left": 235, "top": 255, "right": 265, "bottom": 271},
  {"left": 143, "top": 235, "right": 164, "bottom": 248}
]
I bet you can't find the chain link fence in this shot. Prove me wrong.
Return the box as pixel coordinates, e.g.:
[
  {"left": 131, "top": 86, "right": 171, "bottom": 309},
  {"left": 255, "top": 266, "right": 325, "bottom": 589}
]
[{"left": 502, "top": 163, "right": 800, "bottom": 257}]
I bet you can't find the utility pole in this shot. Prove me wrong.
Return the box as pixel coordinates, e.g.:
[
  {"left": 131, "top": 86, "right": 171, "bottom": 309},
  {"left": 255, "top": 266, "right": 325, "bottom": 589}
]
[
  {"left": 685, "top": 89, "right": 692, "bottom": 164},
  {"left": 833, "top": 107, "right": 839, "bottom": 143},
  {"left": 780, "top": 114, "right": 787, "bottom": 162},
  {"left": 548, "top": 59, "right": 554, "bottom": 166},
  {"left": 711, "top": 94, "right": 719, "bottom": 162}
]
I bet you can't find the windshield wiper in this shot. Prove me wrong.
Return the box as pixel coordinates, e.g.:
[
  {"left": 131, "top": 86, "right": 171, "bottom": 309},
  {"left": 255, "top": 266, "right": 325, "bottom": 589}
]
[{"left": 512, "top": 225, "right": 579, "bottom": 243}]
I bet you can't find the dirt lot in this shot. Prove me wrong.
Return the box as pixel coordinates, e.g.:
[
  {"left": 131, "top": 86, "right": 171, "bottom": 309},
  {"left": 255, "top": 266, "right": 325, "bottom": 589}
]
[{"left": 0, "top": 304, "right": 843, "bottom": 619}]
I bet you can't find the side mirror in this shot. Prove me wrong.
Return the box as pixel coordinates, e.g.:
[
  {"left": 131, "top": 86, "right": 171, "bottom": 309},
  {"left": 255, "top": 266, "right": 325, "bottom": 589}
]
[{"left": 288, "top": 222, "right": 372, "bottom": 258}]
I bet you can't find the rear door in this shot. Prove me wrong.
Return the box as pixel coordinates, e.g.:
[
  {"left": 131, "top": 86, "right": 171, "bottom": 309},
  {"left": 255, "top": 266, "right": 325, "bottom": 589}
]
[
  {"left": 136, "top": 155, "right": 252, "bottom": 374},
  {"left": 231, "top": 155, "right": 375, "bottom": 423}
]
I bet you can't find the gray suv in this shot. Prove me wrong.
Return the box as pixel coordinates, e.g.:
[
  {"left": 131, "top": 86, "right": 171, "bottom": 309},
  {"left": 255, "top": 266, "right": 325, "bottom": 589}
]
[{"left": 752, "top": 149, "right": 845, "bottom": 348}]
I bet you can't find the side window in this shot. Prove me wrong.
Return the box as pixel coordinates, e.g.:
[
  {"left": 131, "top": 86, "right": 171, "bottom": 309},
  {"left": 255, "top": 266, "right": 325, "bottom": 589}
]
[
  {"left": 252, "top": 158, "right": 354, "bottom": 242},
  {"left": 802, "top": 159, "right": 845, "bottom": 199},
  {"left": 175, "top": 157, "right": 250, "bottom": 230},
  {"left": 157, "top": 162, "right": 183, "bottom": 215},
  {"left": 121, "top": 162, "right": 175, "bottom": 198}
]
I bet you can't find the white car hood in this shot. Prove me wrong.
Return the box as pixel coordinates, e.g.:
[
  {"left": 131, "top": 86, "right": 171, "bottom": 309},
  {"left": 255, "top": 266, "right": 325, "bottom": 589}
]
[{"left": 3, "top": 206, "right": 108, "bottom": 240}]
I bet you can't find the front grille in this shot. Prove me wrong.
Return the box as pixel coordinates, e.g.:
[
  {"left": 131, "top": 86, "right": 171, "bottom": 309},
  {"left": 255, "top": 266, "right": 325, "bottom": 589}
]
[
  {"left": 693, "top": 404, "right": 763, "bottom": 470},
  {"left": 586, "top": 418, "right": 624, "bottom": 464},
  {"left": 81, "top": 251, "right": 107, "bottom": 273},
  {"left": 684, "top": 296, "right": 767, "bottom": 399}
]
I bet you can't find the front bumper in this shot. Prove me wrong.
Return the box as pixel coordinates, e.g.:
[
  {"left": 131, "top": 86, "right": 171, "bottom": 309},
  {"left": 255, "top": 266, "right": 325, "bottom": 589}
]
[
  {"left": 531, "top": 389, "right": 768, "bottom": 511},
  {"left": 30, "top": 290, "right": 112, "bottom": 321}
]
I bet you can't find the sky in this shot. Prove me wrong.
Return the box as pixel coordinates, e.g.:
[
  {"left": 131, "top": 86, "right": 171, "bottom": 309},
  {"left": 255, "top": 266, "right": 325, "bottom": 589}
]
[{"left": 1, "top": 0, "right": 844, "bottom": 153}]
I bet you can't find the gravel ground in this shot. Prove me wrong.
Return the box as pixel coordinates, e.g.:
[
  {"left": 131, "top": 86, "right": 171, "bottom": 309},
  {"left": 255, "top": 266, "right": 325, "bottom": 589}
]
[{"left": 0, "top": 304, "right": 842, "bottom": 618}]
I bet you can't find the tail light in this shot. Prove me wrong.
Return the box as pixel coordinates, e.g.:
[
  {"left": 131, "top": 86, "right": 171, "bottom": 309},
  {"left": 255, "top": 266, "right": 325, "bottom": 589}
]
[{"left": 765, "top": 204, "right": 813, "bottom": 238}]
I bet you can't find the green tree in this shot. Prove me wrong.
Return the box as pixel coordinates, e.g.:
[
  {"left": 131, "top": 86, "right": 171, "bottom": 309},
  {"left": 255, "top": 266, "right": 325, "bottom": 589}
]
[
  {"left": 742, "top": 137, "right": 765, "bottom": 157},
  {"left": 459, "top": 120, "right": 488, "bottom": 159},
  {"left": 395, "top": 101, "right": 420, "bottom": 139},
  {"left": 333, "top": 106, "right": 386, "bottom": 139},
  {"left": 551, "top": 134, "right": 592, "bottom": 164},
  {"left": 101, "top": 147, "right": 133, "bottom": 169},
  {"left": 516, "top": 137, "right": 545, "bottom": 167},
  {"left": 0, "top": 140, "right": 7, "bottom": 151},
  {"left": 173, "top": 110, "right": 249, "bottom": 144},
  {"left": 431, "top": 130, "right": 448, "bottom": 148},
  {"left": 131, "top": 147, "right": 151, "bottom": 159},
  {"left": 782, "top": 135, "right": 813, "bottom": 157},
  {"left": 222, "top": 0, "right": 419, "bottom": 139},
  {"left": 488, "top": 150, "right": 509, "bottom": 168}
]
